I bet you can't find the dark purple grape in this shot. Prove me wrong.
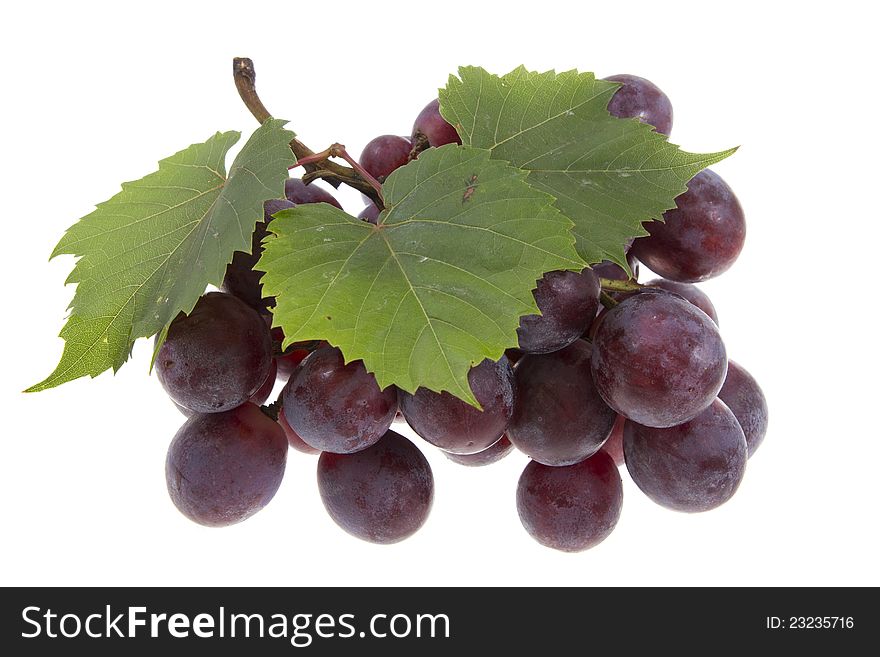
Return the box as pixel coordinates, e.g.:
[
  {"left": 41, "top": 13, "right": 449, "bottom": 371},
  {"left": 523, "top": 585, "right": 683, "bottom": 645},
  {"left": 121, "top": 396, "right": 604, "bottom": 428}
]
[
  {"left": 358, "top": 203, "right": 380, "bottom": 224},
  {"left": 504, "top": 348, "right": 524, "bottom": 366},
  {"left": 282, "top": 346, "right": 397, "bottom": 454},
  {"left": 591, "top": 291, "right": 727, "bottom": 428},
  {"left": 591, "top": 252, "right": 640, "bottom": 282},
  {"left": 359, "top": 135, "right": 411, "bottom": 182},
  {"left": 400, "top": 357, "right": 515, "bottom": 454},
  {"left": 508, "top": 341, "right": 616, "bottom": 466},
  {"left": 517, "top": 451, "right": 623, "bottom": 552},
  {"left": 646, "top": 278, "right": 718, "bottom": 324},
  {"left": 517, "top": 269, "right": 600, "bottom": 354},
  {"left": 631, "top": 169, "right": 745, "bottom": 283},
  {"left": 284, "top": 178, "right": 342, "bottom": 209},
  {"left": 166, "top": 403, "right": 288, "bottom": 527},
  {"left": 412, "top": 98, "right": 461, "bottom": 147},
  {"left": 278, "top": 410, "right": 320, "bottom": 455},
  {"left": 156, "top": 292, "right": 273, "bottom": 413},
  {"left": 445, "top": 435, "right": 514, "bottom": 467},
  {"left": 602, "top": 414, "right": 626, "bottom": 467},
  {"left": 317, "top": 430, "right": 434, "bottom": 544},
  {"left": 718, "top": 361, "right": 768, "bottom": 457},
  {"left": 624, "top": 399, "right": 747, "bottom": 512},
  {"left": 248, "top": 359, "right": 277, "bottom": 406},
  {"left": 603, "top": 74, "right": 673, "bottom": 136},
  {"left": 221, "top": 199, "right": 294, "bottom": 313}
]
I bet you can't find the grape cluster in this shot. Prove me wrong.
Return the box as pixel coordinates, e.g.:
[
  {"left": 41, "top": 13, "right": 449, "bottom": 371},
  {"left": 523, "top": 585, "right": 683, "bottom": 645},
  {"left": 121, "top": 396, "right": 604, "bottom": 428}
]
[{"left": 158, "top": 77, "right": 767, "bottom": 551}]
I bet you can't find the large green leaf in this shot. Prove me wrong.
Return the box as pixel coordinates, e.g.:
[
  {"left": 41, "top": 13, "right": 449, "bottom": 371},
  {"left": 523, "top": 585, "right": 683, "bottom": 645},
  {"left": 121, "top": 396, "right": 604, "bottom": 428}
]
[
  {"left": 259, "top": 144, "right": 584, "bottom": 405},
  {"left": 440, "top": 66, "right": 737, "bottom": 269},
  {"left": 28, "top": 119, "right": 297, "bottom": 392}
]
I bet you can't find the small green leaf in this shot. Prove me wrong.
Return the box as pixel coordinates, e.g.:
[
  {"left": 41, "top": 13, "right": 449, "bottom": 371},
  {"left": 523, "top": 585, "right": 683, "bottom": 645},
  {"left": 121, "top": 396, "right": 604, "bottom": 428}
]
[
  {"left": 260, "top": 145, "right": 584, "bottom": 406},
  {"left": 440, "top": 66, "right": 737, "bottom": 269},
  {"left": 28, "top": 119, "right": 297, "bottom": 392}
]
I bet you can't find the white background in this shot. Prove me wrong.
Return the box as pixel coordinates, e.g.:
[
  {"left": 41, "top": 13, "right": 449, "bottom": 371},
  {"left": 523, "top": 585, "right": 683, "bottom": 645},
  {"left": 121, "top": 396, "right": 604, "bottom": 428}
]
[{"left": 2, "top": 1, "right": 878, "bottom": 587}]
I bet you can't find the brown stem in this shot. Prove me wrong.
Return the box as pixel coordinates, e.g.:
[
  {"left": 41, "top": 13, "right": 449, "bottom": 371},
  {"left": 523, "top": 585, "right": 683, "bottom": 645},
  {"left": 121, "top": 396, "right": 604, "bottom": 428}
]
[{"left": 232, "top": 57, "right": 384, "bottom": 209}]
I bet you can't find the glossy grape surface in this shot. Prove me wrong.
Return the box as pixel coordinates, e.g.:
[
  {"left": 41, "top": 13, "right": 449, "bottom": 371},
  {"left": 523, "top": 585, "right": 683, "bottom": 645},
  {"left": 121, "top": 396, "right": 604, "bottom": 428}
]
[
  {"left": 359, "top": 135, "right": 411, "bottom": 182},
  {"left": 631, "top": 170, "right": 745, "bottom": 283},
  {"left": 517, "top": 269, "right": 600, "bottom": 354},
  {"left": 317, "top": 430, "right": 433, "bottom": 544},
  {"left": 400, "top": 357, "right": 515, "bottom": 454},
  {"left": 156, "top": 292, "right": 273, "bottom": 413},
  {"left": 358, "top": 203, "right": 380, "bottom": 224},
  {"left": 646, "top": 278, "right": 719, "bottom": 324},
  {"left": 282, "top": 346, "right": 398, "bottom": 454},
  {"left": 624, "top": 399, "right": 747, "bottom": 512},
  {"left": 166, "top": 403, "right": 288, "bottom": 527},
  {"left": 278, "top": 410, "right": 320, "bottom": 455},
  {"left": 718, "top": 361, "right": 769, "bottom": 457},
  {"left": 603, "top": 74, "right": 673, "bottom": 135},
  {"left": 412, "top": 98, "right": 461, "bottom": 147},
  {"left": 601, "top": 415, "right": 626, "bottom": 467},
  {"left": 517, "top": 451, "right": 623, "bottom": 552},
  {"left": 284, "top": 178, "right": 342, "bottom": 209},
  {"left": 508, "top": 341, "right": 616, "bottom": 466},
  {"left": 445, "top": 435, "right": 514, "bottom": 467},
  {"left": 248, "top": 359, "right": 277, "bottom": 406},
  {"left": 591, "top": 291, "right": 727, "bottom": 428}
]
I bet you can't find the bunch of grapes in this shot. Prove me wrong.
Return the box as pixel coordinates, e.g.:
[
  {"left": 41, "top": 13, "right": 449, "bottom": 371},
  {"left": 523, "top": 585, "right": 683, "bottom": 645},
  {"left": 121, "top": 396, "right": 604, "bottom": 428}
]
[{"left": 158, "top": 75, "right": 767, "bottom": 551}]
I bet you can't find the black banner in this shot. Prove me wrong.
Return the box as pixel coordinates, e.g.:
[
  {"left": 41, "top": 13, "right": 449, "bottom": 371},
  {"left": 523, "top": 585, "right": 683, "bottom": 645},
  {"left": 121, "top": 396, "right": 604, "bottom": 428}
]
[{"left": 0, "top": 587, "right": 870, "bottom": 654}]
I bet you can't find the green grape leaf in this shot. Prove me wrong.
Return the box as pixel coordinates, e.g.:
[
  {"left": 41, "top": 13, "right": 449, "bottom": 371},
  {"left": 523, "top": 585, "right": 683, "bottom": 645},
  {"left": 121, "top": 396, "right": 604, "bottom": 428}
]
[
  {"left": 27, "top": 119, "right": 297, "bottom": 392},
  {"left": 259, "top": 144, "right": 584, "bottom": 406},
  {"left": 440, "top": 66, "right": 737, "bottom": 269}
]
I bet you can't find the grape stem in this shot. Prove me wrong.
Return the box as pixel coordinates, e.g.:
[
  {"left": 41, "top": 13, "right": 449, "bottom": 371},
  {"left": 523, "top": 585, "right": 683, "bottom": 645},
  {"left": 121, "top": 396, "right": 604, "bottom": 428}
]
[
  {"left": 599, "top": 291, "right": 620, "bottom": 309},
  {"left": 232, "top": 57, "right": 385, "bottom": 209},
  {"left": 598, "top": 278, "right": 642, "bottom": 293},
  {"left": 295, "top": 144, "right": 385, "bottom": 203},
  {"left": 260, "top": 400, "right": 281, "bottom": 422}
]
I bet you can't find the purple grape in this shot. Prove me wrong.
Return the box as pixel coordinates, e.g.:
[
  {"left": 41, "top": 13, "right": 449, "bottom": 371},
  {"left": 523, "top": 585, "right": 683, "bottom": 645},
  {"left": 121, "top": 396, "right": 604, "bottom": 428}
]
[
  {"left": 359, "top": 135, "right": 411, "bottom": 182},
  {"left": 399, "top": 357, "right": 515, "bottom": 455},
  {"left": 358, "top": 203, "right": 380, "bottom": 224},
  {"left": 718, "top": 361, "right": 769, "bottom": 457},
  {"left": 156, "top": 292, "right": 273, "bottom": 413},
  {"left": 282, "top": 346, "right": 398, "bottom": 454},
  {"left": 508, "top": 341, "right": 616, "bottom": 466},
  {"left": 166, "top": 403, "right": 288, "bottom": 527},
  {"left": 278, "top": 410, "right": 320, "bottom": 455},
  {"left": 646, "top": 278, "right": 718, "bottom": 324},
  {"left": 591, "top": 291, "right": 727, "bottom": 428},
  {"left": 317, "top": 430, "right": 434, "bottom": 544},
  {"left": 445, "top": 435, "right": 514, "bottom": 467},
  {"left": 631, "top": 169, "right": 746, "bottom": 283},
  {"left": 412, "top": 98, "right": 461, "bottom": 147},
  {"left": 284, "top": 178, "right": 342, "bottom": 209},
  {"left": 221, "top": 199, "right": 294, "bottom": 313},
  {"left": 248, "top": 359, "right": 277, "bottom": 406},
  {"left": 602, "top": 414, "right": 626, "bottom": 467},
  {"left": 517, "top": 269, "right": 600, "bottom": 354},
  {"left": 517, "top": 451, "right": 623, "bottom": 552},
  {"left": 603, "top": 74, "right": 673, "bottom": 136},
  {"left": 623, "top": 399, "right": 747, "bottom": 512},
  {"left": 591, "top": 252, "right": 640, "bottom": 282}
]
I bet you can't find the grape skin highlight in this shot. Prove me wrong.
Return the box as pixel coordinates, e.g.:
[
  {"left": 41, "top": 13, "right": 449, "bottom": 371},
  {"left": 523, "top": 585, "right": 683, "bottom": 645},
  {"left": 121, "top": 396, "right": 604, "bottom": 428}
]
[
  {"left": 317, "top": 430, "right": 434, "bottom": 544},
  {"left": 508, "top": 341, "right": 616, "bottom": 466},
  {"left": 591, "top": 291, "right": 727, "bottom": 428},
  {"left": 517, "top": 451, "right": 623, "bottom": 552},
  {"left": 156, "top": 292, "right": 273, "bottom": 413},
  {"left": 400, "top": 357, "right": 515, "bottom": 455},
  {"left": 166, "top": 403, "right": 288, "bottom": 527},
  {"left": 624, "top": 399, "right": 747, "bottom": 512}
]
